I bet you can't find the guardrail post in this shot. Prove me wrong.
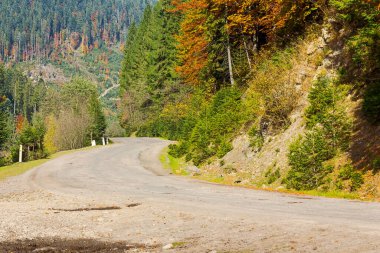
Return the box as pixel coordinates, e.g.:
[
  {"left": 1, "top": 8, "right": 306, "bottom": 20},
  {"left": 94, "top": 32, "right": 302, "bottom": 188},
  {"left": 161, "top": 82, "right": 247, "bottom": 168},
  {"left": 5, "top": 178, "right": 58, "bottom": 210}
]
[{"left": 19, "top": 145, "right": 23, "bottom": 163}]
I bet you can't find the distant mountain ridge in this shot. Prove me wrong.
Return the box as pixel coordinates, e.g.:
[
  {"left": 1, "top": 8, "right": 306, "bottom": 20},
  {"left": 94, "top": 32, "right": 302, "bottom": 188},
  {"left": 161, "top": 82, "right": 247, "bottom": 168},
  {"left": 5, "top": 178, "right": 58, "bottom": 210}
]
[
  {"left": 0, "top": 0, "right": 153, "bottom": 62},
  {"left": 0, "top": 0, "right": 156, "bottom": 123}
]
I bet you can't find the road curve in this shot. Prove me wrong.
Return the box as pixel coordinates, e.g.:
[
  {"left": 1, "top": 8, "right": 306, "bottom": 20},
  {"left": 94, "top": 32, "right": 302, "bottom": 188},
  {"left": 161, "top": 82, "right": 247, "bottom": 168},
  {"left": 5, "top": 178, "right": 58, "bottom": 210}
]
[{"left": 1, "top": 137, "right": 380, "bottom": 252}]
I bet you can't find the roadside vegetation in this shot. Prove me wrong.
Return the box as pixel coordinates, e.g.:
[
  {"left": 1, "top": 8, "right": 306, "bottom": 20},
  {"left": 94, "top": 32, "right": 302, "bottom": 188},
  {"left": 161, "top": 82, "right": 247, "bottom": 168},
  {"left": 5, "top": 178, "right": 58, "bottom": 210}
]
[
  {"left": 160, "top": 147, "right": 189, "bottom": 176},
  {"left": 120, "top": 0, "right": 380, "bottom": 199},
  {"left": 0, "top": 65, "right": 106, "bottom": 167}
]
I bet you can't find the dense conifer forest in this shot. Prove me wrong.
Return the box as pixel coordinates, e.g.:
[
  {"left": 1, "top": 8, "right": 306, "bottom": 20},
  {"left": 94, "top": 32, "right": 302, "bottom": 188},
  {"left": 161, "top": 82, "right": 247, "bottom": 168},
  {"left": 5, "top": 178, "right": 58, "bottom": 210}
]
[{"left": 0, "top": 0, "right": 152, "bottom": 62}]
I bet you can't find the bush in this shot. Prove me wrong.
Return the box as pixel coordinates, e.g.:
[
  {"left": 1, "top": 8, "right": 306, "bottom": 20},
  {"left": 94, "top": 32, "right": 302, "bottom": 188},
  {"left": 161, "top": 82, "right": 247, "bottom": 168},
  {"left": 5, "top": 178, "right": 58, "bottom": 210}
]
[
  {"left": 363, "top": 83, "right": 380, "bottom": 123},
  {"left": 188, "top": 87, "right": 247, "bottom": 164},
  {"left": 332, "top": 0, "right": 380, "bottom": 79},
  {"left": 168, "top": 142, "right": 189, "bottom": 158},
  {"left": 351, "top": 172, "right": 364, "bottom": 192},
  {"left": 338, "top": 165, "right": 364, "bottom": 192},
  {"left": 0, "top": 157, "right": 7, "bottom": 167},
  {"left": 223, "top": 165, "right": 237, "bottom": 174},
  {"left": 169, "top": 87, "right": 247, "bottom": 165},
  {"left": 265, "top": 167, "right": 281, "bottom": 185},
  {"left": 0, "top": 99, "right": 10, "bottom": 150},
  {"left": 305, "top": 78, "right": 352, "bottom": 151},
  {"left": 217, "top": 139, "right": 233, "bottom": 158},
  {"left": 285, "top": 129, "right": 335, "bottom": 190},
  {"left": 285, "top": 77, "right": 352, "bottom": 190},
  {"left": 10, "top": 144, "right": 20, "bottom": 163},
  {"left": 247, "top": 47, "right": 299, "bottom": 132},
  {"left": 248, "top": 126, "right": 264, "bottom": 152},
  {"left": 373, "top": 157, "right": 380, "bottom": 173},
  {"left": 305, "top": 77, "right": 337, "bottom": 128}
]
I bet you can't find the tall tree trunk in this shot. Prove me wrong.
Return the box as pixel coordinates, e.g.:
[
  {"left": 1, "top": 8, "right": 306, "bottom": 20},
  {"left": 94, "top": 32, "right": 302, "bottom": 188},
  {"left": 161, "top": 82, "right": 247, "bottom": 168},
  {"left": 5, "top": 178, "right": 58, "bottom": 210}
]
[
  {"left": 227, "top": 40, "right": 235, "bottom": 86},
  {"left": 243, "top": 38, "right": 252, "bottom": 69},
  {"left": 225, "top": 4, "right": 235, "bottom": 86}
]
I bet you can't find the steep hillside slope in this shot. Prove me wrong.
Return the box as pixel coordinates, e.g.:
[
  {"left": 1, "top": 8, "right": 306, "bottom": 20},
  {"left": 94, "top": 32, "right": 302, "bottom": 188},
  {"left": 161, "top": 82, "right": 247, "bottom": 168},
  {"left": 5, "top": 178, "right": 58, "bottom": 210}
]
[
  {"left": 18, "top": 46, "right": 122, "bottom": 126},
  {"left": 119, "top": 0, "right": 380, "bottom": 199},
  {"left": 203, "top": 26, "right": 380, "bottom": 199}
]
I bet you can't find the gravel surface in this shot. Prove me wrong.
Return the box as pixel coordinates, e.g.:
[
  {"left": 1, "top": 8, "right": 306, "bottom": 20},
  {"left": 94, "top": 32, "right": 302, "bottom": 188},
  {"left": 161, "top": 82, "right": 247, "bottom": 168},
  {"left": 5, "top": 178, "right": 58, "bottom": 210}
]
[{"left": 0, "top": 138, "right": 380, "bottom": 252}]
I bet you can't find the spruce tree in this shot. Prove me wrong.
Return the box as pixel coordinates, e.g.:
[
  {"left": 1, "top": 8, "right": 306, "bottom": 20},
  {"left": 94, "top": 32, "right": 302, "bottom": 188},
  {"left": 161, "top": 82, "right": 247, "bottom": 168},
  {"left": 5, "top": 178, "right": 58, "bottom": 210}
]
[{"left": 0, "top": 97, "right": 9, "bottom": 149}]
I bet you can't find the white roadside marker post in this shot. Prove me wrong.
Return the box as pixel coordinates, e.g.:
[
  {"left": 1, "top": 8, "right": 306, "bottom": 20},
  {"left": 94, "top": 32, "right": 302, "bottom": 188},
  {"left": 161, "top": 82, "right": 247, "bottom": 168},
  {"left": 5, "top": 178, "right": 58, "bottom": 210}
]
[
  {"left": 102, "top": 137, "right": 106, "bottom": 146},
  {"left": 91, "top": 140, "right": 96, "bottom": 146},
  {"left": 19, "top": 145, "right": 23, "bottom": 163}
]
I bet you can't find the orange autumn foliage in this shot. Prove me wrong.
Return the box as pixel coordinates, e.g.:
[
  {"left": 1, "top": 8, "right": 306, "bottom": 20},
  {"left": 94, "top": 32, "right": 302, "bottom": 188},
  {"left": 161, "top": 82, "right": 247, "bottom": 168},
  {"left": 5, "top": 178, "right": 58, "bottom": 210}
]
[
  {"left": 15, "top": 115, "right": 25, "bottom": 134},
  {"left": 173, "top": 0, "right": 325, "bottom": 86},
  {"left": 172, "top": 0, "right": 209, "bottom": 86},
  {"left": 211, "top": 0, "right": 325, "bottom": 38},
  {"left": 210, "top": 0, "right": 260, "bottom": 35}
]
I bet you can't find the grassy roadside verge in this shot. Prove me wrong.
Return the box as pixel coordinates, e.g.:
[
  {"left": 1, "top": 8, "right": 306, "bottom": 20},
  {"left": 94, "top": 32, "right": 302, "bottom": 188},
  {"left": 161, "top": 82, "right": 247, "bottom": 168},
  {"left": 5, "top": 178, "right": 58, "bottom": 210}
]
[
  {"left": 159, "top": 147, "right": 189, "bottom": 176},
  {"left": 0, "top": 146, "right": 99, "bottom": 182},
  {"left": 159, "top": 148, "right": 365, "bottom": 201}
]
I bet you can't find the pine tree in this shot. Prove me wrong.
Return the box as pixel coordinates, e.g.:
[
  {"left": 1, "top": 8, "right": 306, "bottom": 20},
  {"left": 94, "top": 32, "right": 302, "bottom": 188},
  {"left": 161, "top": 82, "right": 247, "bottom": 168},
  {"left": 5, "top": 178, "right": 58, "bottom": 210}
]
[
  {"left": 0, "top": 96, "right": 10, "bottom": 149},
  {"left": 119, "top": 1, "right": 181, "bottom": 132}
]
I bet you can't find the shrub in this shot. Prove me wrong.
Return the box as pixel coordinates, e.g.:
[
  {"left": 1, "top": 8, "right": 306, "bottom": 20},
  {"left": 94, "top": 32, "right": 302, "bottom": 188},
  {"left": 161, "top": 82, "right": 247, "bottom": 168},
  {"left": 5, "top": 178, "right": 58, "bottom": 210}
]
[
  {"left": 217, "top": 139, "right": 233, "bottom": 158},
  {"left": 170, "top": 87, "right": 247, "bottom": 165},
  {"left": 224, "top": 165, "right": 237, "bottom": 174},
  {"left": 363, "top": 83, "right": 380, "bottom": 123},
  {"left": 338, "top": 164, "right": 364, "bottom": 192},
  {"left": 248, "top": 126, "right": 264, "bottom": 152},
  {"left": 305, "top": 78, "right": 352, "bottom": 150},
  {"left": 10, "top": 144, "right": 20, "bottom": 163},
  {"left": 0, "top": 99, "right": 10, "bottom": 150},
  {"left": 285, "top": 129, "right": 335, "bottom": 190},
  {"left": 350, "top": 172, "right": 364, "bottom": 192},
  {"left": 247, "top": 47, "right": 299, "bottom": 132},
  {"left": 373, "top": 157, "right": 380, "bottom": 173},
  {"left": 305, "top": 77, "right": 337, "bottom": 128},
  {"left": 285, "top": 77, "right": 352, "bottom": 190},
  {"left": 265, "top": 167, "right": 281, "bottom": 185},
  {"left": 332, "top": 0, "right": 380, "bottom": 77},
  {"left": 168, "top": 142, "right": 189, "bottom": 158}
]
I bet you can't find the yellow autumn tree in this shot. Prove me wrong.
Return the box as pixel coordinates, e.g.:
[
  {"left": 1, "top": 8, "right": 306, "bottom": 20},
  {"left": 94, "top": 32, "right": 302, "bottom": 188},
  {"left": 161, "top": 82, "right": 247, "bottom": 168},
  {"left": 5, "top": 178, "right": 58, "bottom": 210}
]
[{"left": 44, "top": 115, "right": 58, "bottom": 155}]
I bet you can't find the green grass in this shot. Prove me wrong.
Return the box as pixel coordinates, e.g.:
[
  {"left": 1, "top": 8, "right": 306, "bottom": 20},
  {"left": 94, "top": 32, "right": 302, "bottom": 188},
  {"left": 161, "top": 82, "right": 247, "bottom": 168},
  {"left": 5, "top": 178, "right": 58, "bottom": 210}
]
[
  {"left": 0, "top": 146, "right": 98, "bottom": 181},
  {"left": 196, "top": 174, "right": 225, "bottom": 184},
  {"left": 300, "top": 190, "right": 360, "bottom": 200},
  {"left": 160, "top": 147, "right": 189, "bottom": 176},
  {"left": 172, "top": 242, "right": 187, "bottom": 248}
]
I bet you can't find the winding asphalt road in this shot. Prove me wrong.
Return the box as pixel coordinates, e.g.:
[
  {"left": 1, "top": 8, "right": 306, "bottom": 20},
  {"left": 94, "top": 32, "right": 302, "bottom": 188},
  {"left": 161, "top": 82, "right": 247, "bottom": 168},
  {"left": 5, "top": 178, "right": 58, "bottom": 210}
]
[{"left": 1, "top": 137, "right": 380, "bottom": 252}]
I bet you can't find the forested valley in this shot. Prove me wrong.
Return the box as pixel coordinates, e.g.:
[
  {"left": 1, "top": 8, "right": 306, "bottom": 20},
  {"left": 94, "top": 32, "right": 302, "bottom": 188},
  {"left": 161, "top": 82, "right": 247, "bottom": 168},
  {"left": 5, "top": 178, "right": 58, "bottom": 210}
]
[
  {"left": 0, "top": 0, "right": 150, "bottom": 62},
  {"left": 0, "top": 0, "right": 152, "bottom": 166},
  {"left": 119, "top": 0, "right": 380, "bottom": 199}
]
